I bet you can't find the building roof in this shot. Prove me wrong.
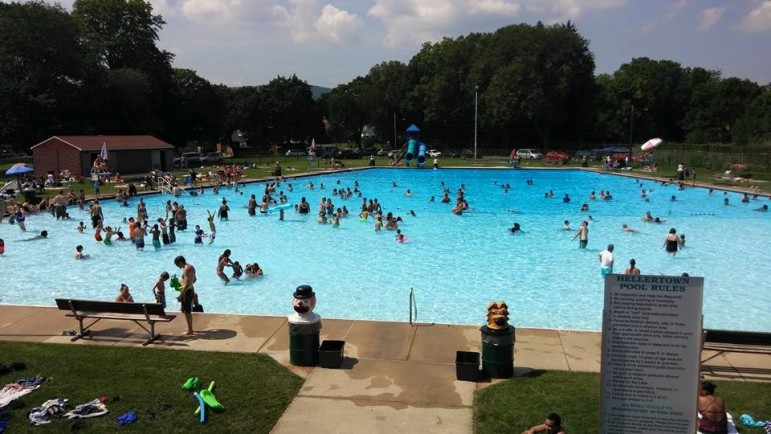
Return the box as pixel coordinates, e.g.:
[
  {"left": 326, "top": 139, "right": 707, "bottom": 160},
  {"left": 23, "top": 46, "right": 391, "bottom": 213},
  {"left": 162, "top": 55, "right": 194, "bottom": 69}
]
[{"left": 31, "top": 135, "right": 174, "bottom": 151}]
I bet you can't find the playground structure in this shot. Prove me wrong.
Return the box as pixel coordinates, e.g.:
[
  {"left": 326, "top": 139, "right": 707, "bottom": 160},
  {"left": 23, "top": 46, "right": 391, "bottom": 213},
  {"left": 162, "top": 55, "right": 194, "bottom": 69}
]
[{"left": 399, "top": 124, "right": 427, "bottom": 168}]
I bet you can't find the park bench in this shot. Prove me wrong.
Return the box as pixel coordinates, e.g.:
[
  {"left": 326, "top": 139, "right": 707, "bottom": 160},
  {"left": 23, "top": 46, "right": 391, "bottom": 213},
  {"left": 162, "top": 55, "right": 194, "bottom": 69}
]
[
  {"left": 701, "top": 329, "right": 771, "bottom": 379},
  {"left": 702, "top": 329, "right": 771, "bottom": 354},
  {"left": 55, "top": 298, "right": 176, "bottom": 346}
]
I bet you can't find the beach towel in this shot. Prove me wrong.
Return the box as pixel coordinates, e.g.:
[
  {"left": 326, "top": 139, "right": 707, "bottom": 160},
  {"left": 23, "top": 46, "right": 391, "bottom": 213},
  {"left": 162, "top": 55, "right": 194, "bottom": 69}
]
[
  {"left": 28, "top": 398, "right": 68, "bottom": 426},
  {"left": 64, "top": 399, "right": 109, "bottom": 419},
  {"left": 0, "top": 376, "right": 46, "bottom": 409}
]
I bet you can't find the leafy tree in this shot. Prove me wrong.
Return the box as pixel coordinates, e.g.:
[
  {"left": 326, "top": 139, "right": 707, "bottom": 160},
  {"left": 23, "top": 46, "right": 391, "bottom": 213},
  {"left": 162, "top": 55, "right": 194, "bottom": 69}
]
[
  {"left": 167, "top": 68, "right": 226, "bottom": 149},
  {"left": 320, "top": 76, "right": 370, "bottom": 145},
  {"left": 0, "top": 1, "right": 86, "bottom": 150},
  {"left": 73, "top": 0, "right": 174, "bottom": 138},
  {"left": 258, "top": 75, "right": 323, "bottom": 148}
]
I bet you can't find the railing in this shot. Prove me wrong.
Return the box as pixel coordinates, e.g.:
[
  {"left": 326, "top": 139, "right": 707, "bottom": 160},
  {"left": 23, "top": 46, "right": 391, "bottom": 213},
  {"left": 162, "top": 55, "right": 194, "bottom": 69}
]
[{"left": 409, "top": 287, "right": 416, "bottom": 325}]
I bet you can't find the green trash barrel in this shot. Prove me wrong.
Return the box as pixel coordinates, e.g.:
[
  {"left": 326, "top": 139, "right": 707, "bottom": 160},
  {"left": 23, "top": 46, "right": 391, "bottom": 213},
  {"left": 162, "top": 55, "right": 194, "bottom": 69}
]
[
  {"left": 288, "top": 321, "right": 322, "bottom": 366},
  {"left": 480, "top": 325, "right": 516, "bottom": 378}
]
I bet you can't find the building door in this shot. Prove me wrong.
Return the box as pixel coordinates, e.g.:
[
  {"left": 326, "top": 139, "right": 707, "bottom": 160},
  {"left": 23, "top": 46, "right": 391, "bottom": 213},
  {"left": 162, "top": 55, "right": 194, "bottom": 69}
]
[{"left": 151, "top": 150, "right": 161, "bottom": 170}]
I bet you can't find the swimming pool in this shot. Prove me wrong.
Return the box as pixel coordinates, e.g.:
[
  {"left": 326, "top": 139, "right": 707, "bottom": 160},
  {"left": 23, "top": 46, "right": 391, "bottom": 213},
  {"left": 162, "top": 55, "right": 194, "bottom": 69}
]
[{"left": 0, "top": 168, "right": 768, "bottom": 332}]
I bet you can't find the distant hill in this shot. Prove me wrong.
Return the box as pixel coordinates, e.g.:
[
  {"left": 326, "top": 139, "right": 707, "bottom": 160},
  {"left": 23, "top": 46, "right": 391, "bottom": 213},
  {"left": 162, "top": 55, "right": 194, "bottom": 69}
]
[{"left": 310, "top": 85, "right": 332, "bottom": 100}]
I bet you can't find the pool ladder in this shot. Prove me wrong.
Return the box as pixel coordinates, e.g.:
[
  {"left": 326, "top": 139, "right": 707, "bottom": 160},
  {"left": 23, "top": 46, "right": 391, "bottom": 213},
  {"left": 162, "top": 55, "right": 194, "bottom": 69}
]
[
  {"left": 409, "top": 287, "right": 417, "bottom": 325},
  {"left": 409, "top": 287, "right": 434, "bottom": 327}
]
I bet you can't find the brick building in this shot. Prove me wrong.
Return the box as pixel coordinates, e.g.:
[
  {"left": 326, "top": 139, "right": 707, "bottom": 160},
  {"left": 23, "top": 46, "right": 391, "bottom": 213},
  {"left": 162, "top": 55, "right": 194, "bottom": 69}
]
[{"left": 31, "top": 135, "right": 175, "bottom": 177}]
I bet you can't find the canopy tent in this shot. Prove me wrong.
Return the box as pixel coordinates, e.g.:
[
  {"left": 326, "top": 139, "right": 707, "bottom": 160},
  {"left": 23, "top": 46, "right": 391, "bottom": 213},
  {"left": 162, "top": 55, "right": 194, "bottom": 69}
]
[
  {"left": 597, "top": 146, "right": 630, "bottom": 153},
  {"left": 405, "top": 124, "right": 421, "bottom": 133}
]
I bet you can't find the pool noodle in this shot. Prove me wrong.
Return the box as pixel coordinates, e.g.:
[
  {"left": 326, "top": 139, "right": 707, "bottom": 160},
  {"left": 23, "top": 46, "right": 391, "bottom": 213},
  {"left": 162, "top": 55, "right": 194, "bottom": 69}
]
[
  {"left": 193, "top": 392, "right": 206, "bottom": 423},
  {"left": 266, "top": 204, "right": 292, "bottom": 213}
]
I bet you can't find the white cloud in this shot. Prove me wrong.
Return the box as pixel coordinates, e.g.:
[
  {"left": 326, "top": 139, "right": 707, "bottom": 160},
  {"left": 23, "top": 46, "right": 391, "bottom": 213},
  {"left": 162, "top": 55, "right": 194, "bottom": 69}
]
[
  {"left": 666, "top": 0, "right": 689, "bottom": 20},
  {"left": 314, "top": 4, "right": 362, "bottom": 42},
  {"left": 181, "top": 0, "right": 245, "bottom": 23},
  {"left": 699, "top": 7, "right": 725, "bottom": 31},
  {"left": 368, "top": 0, "right": 627, "bottom": 46},
  {"left": 741, "top": 1, "right": 771, "bottom": 32}
]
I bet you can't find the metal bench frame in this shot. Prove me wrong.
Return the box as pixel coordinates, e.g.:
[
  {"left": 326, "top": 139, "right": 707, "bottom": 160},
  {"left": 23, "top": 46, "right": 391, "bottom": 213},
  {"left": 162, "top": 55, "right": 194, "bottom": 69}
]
[{"left": 55, "top": 298, "right": 176, "bottom": 346}]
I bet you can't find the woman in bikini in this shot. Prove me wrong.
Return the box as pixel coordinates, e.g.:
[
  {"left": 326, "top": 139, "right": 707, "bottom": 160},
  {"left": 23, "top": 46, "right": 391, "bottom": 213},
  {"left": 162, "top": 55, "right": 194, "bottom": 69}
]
[{"left": 698, "top": 381, "right": 728, "bottom": 434}]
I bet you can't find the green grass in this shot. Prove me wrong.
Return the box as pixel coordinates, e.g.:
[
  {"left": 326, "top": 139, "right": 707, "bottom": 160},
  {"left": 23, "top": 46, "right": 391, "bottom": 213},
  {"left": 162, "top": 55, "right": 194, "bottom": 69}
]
[
  {"left": 0, "top": 341, "right": 302, "bottom": 433},
  {"left": 473, "top": 370, "right": 771, "bottom": 434}
]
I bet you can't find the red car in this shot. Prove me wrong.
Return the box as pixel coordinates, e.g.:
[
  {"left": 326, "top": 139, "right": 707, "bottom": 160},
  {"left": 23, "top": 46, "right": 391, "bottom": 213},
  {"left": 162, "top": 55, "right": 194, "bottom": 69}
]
[{"left": 545, "top": 151, "right": 570, "bottom": 164}]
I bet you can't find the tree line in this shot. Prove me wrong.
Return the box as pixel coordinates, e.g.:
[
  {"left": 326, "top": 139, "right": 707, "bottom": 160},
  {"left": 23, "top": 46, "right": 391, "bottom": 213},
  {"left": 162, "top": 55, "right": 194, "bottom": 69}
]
[{"left": 1, "top": 1, "right": 768, "bottom": 156}]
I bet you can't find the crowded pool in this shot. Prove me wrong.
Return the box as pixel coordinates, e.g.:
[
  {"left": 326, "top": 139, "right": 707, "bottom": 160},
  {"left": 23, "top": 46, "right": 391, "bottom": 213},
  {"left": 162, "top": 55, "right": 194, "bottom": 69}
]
[{"left": 0, "top": 168, "right": 768, "bottom": 332}]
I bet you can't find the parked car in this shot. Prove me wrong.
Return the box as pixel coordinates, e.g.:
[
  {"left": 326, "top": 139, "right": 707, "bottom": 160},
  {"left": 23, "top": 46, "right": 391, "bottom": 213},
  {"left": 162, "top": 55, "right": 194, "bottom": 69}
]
[
  {"left": 573, "top": 150, "right": 600, "bottom": 161},
  {"left": 376, "top": 149, "right": 391, "bottom": 156},
  {"left": 517, "top": 149, "right": 543, "bottom": 160},
  {"left": 387, "top": 150, "right": 400, "bottom": 158},
  {"left": 201, "top": 152, "right": 224, "bottom": 164},
  {"left": 545, "top": 151, "right": 570, "bottom": 164},
  {"left": 173, "top": 152, "right": 204, "bottom": 168},
  {"left": 427, "top": 149, "right": 442, "bottom": 157},
  {"left": 285, "top": 149, "right": 307, "bottom": 157}
]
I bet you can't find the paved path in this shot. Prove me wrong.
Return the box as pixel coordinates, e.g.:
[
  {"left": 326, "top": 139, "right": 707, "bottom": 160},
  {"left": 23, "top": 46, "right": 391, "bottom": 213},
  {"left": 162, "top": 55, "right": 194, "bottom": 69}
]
[{"left": 0, "top": 305, "right": 767, "bottom": 433}]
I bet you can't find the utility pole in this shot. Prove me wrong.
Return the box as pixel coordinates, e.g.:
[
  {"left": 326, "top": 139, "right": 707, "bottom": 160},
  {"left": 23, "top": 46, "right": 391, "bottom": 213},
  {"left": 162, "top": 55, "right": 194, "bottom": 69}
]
[{"left": 474, "top": 85, "right": 479, "bottom": 160}]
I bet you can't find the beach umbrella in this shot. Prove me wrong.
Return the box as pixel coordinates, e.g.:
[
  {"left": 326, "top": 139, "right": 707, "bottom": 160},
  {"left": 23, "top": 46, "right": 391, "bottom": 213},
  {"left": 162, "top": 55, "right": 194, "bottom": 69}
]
[
  {"left": 4, "top": 163, "right": 34, "bottom": 192},
  {"left": 100, "top": 142, "right": 109, "bottom": 160},
  {"left": 641, "top": 138, "right": 662, "bottom": 152},
  {"left": 5, "top": 163, "right": 34, "bottom": 176}
]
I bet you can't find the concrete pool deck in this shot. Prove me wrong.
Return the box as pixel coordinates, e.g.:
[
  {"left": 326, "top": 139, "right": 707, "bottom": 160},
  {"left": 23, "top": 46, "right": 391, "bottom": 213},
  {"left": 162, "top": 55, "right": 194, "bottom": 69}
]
[{"left": 0, "top": 305, "right": 768, "bottom": 433}]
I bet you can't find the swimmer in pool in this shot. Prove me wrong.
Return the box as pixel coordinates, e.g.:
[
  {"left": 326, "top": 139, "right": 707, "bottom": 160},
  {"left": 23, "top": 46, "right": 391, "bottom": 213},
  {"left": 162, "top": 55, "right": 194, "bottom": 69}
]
[
  {"left": 510, "top": 222, "right": 522, "bottom": 233},
  {"left": 572, "top": 221, "right": 589, "bottom": 248},
  {"left": 21, "top": 230, "right": 48, "bottom": 241},
  {"left": 76, "top": 222, "right": 85, "bottom": 233},
  {"left": 622, "top": 223, "right": 637, "bottom": 233},
  {"left": 74, "top": 245, "right": 89, "bottom": 259},
  {"left": 642, "top": 211, "right": 654, "bottom": 222},
  {"left": 755, "top": 204, "right": 768, "bottom": 212},
  {"left": 662, "top": 228, "right": 682, "bottom": 256},
  {"left": 625, "top": 258, "right": 640, "bottom": 275},
  {"left": 563, "top": 220, "right": 570, "bottom": 231}
]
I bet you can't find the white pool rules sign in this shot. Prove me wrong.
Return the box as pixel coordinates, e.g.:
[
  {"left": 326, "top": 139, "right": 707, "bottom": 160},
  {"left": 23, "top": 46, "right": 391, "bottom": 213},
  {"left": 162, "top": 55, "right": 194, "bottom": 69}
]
[{"left": 600, "top": 274, "right": 704, "bottom": 434}]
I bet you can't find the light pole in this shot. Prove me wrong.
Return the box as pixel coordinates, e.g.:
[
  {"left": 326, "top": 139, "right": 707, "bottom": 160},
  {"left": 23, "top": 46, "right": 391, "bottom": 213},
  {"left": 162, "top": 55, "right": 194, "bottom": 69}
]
[
  {"left": 629, "top": 104, "right": 635, "bottom": 147},
  {"left": 474, "top": 85, "right": 479, "bottom": 160},
  {"left": 393, "top": 112, "right": 397, "bottom": 150}
]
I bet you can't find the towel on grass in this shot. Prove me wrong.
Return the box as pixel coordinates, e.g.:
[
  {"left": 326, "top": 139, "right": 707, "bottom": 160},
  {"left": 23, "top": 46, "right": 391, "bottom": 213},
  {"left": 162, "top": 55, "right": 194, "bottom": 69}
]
[
  {"left": 28, "top": 398, "right": 68, "bottom": 426},
  {"left": 0, "top": 376, "right": 46, "bottom": 409},
  {"left": 64, "top": 399, "right": 109, "bottom": 419}
]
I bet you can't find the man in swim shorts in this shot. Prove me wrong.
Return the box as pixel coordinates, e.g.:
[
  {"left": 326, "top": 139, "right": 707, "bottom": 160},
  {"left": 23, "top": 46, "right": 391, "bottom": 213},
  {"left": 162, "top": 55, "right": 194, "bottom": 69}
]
[
  {"left": 572, "top": 221, "right": 589, "bottom": 248},
  {"left": 598, "top": 244, "right": 614, "bottom": 275},
  {"left": 175, "top": 256, "right": 196, "bottom": 335}
]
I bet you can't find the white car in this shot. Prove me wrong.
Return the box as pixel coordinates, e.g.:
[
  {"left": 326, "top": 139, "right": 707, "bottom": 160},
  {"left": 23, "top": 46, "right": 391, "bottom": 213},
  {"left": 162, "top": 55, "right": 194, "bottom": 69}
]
[
  {"left": 427, "top": 149, "right": 442, "bottom": 157},
  {"left": 517, "top": 149, "right": 543, "bottom": 160}
]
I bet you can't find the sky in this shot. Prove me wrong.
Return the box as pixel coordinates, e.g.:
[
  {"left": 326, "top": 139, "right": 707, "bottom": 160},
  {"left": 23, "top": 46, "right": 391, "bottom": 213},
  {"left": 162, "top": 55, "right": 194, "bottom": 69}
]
[{"left": 14, "top": 0, "right": 771, "bottom": 87}]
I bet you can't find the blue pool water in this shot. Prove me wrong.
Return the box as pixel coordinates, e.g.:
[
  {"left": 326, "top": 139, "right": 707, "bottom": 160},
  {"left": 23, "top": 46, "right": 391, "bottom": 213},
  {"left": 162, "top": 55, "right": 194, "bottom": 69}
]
[{"left": 0, "top": 168, "right": 768, "bottom": 331}]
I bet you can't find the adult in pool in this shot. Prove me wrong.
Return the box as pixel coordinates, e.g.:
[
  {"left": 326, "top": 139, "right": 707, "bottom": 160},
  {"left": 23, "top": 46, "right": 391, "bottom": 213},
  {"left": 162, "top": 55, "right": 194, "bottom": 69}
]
[
  {"left": 509, "top": 222, "right": 522, "bottom": 233},
  {"left": 624, "top": 258, "right": 640, "bottom": 275},
  {"left": 571, "top": 221, "right": 588, "bottom": 248},
  {"left": 662, "top": 228, "right": 681, "bottom": 256},
  {"left": 115, "top": 284, "right": 134, "bottom": 303}
]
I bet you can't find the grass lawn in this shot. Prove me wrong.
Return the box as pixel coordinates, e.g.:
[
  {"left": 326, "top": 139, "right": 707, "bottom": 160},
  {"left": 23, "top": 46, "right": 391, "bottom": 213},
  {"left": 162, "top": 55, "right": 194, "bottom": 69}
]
[
  {"left": 474, "top": 370, "right": 771, "bottom": 433},
  {"left": 0, "top": 341, "right": 302, "bottom": 433}
]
